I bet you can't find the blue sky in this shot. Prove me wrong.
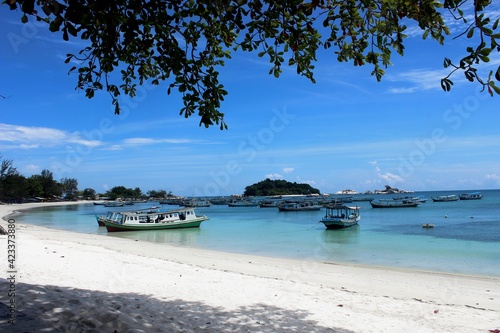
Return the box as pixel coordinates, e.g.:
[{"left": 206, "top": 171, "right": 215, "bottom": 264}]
[{"left": 1, "top": 6, "right": 500, "bottom": 196}]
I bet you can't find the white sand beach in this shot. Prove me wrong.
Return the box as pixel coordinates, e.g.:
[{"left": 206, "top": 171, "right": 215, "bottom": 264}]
[{"left": 0, "top": 202, "right": 499, "bottom": 332}]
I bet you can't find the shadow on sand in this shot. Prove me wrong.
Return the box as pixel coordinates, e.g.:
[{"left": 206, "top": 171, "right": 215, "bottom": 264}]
[{"left": 0, "top": 279, "right": 354, "bottom": 332}]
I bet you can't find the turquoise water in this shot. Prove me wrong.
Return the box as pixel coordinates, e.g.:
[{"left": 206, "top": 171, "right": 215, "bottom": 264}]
[{"left": 11, "top": 190, "right": 500, "bottom": 277}]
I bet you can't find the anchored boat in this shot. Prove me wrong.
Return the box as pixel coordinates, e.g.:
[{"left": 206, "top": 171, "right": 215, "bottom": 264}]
[
  {"left": 431, "top": 195, "right": 459, "bottom": 202},
  {"left": 459, "top": 192, "right": 483, "bottom": 200},
  {"left": 320, "top": 204, "right": 360, "bottom": 229},
  {"left": 370, "top": 199, "right": 420, "bottom": 208},
  {"left": 101, "top": 207, "right": 208, "bottom": 232},
  {"left": 278, "top": 201, "right": 322, "bottom": 211}
]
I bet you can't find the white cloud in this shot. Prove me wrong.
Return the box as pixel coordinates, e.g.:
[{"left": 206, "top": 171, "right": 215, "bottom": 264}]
[
  {"left": 105, "top": 145, "right": 123, "bottom": 151},
  {"left": 283, "top": 167, "right": 294, "bottom": 173},
  {"left": 122, "top": 137, "right": 199, "bottom": 145},
  {"left": 296, "top": 177, "right": 316, "bottom": 186},
  {"left": 485, "top": 174, "right": 500, "bottom": 184},
  {"left": 378, "top": 172, "right": 403, "bottom": 183},
  {"left": 387, "top": 68, "right": 446, "bottom": 93},
  {"left": 23, "top": 164, "right": 40, "bottom": 174},
  {"left": 265, "top": 173, "right": 283, "bottom": 179},
  {"left": 0, "top": 123, "right": 103, "bottom": 149}
]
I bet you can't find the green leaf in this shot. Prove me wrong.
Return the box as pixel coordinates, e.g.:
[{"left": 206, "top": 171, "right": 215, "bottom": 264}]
[
  {"left": 467, "top": 28, "right": 474, "bottom": 38},
  {"left": 21, "top": 14, "right": 28, "bottom": 24},
  {"left": 490, "top": 82, "right": 500, "bottom": 95},
  {"left": 440, "top": 78, "right": 453, "bottom": 91},
  {"left": 479, "top": 48, "right": 492, "bottom": 56}
]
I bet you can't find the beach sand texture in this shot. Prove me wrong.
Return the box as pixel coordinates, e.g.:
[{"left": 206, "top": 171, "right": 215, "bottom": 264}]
[{"left": 0, "top": 202, "right": 499, "bottom": 332}]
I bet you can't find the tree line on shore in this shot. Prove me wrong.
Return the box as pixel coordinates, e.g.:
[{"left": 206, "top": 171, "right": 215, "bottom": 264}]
[{"left": 0, "top": 156, "right": 172, "bottom": 203}]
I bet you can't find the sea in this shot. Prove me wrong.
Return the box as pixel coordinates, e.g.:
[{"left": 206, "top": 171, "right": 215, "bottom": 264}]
[{"left": 11, "top": 189, "right": 500, "bottom": 278}]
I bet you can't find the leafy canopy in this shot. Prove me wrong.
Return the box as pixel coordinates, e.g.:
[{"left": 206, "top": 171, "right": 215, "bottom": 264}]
[{"left": 5, "top": 0, "right": 500, "bottom": 129}]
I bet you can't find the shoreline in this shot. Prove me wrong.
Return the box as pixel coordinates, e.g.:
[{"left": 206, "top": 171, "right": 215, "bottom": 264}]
[
  {"left": 4, "top": 201, "right": 499, "bottom": 280},
  {"left": 1, "top": 202, "right": 499, "bottom": 332}
]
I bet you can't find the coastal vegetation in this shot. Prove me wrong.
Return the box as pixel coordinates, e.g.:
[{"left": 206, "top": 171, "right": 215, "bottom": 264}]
[
  {"left": 0, "top": 156, "right": 77, "bottom": 202},
  {"left": 4, "top": 1, "right": 499, "bottom": 128},
  {"left": 0, "top": 155, "right": 173, "bottom": 202},
  {"left": 243, "top": 178, "right": 320, "bottom": 196}
]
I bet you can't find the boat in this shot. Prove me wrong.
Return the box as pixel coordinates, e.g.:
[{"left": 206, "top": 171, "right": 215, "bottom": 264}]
[
  {"left": 320, "top": 204, "right": 360, "bottom": 229},
  {"left": 95, "top": 206, "right": 163, "bottom": 226},
  {"left": 210, "top": 197, "right": 230, "bottom": 205},
  {"left": 431, "top": 195, "right": 459, "bottom": 202},
  {"left": 278, "top": 201, "right": 322, "bottom": 211},
  {"left": 459, "top": 192, "right": 483, "bottom": 200},
  {"left": 95, "top": 211, "right": 121, "bottom": 226},
  {"left": 103, "top": 202, "right": 125, "bottom": 207},
  {"left": 180, "top": 199, "right": 211, "bottom": 207},
  {"left": 370, "top": 199, "right": 420, "bottom": 208},
  {"left": 227, "top": 200, "right": 259, "bottom": 207},
  {"left": 258, "top": 200, "right": 279, "bottom": 208},
  {"left": 393, "top": 196, "right": 428, "bottom": 203},
  {"left": 323, "top": 197, "right": 352, "bottom": 205},
  {"left": 350, "top": 196, "right": 374, "bottom": 202},
  {"left": 412, "top": 196, "right": 428, "bottom": 203},
  {"left": 101, "top": 207, "right": 208, "bottom": 232}
]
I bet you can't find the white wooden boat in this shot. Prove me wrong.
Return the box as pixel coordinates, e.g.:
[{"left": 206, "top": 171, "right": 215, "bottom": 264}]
[
  {"left": 95, "top": 206, "right": 162, "bottom": 226},
  {"left": 320, "top": 204, "right": 360, "bottom": 229},
  {"left": 102, "top": 207, "right": 208, "bottom": 232}
]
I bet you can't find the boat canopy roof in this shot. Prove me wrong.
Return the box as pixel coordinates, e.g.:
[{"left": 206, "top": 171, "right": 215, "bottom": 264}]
[
  {"left": 120, "top": 207, "right": 197, "bottom": 215},
  {"left": 324, "top": 204, "right": 359, "bottom": 210}
]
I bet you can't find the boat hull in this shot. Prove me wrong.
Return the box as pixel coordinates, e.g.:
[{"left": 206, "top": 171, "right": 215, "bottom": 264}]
[
  {"left": 227, "top": 202, "right": 258, "bottom": 207},
  {"left": 96, "top": 216, "right": 105, "bottom": 226},
  {"left": 370, "top": 201, "right": 419, "bottom": 208},
  {"left": 103, "top": 218, "right": 206, "bottom": 232},
  {"left": 320, "top": 205, "right": 360, "bottom": 229},
  {"left": 278, "top": 206, "right": 321, "bottom": 211},
  {"left": 321, "top": 219, "right": 359, "bottom": 229},
  {"left": 431, "top": 195, "right": 459, "bottom": 202}
]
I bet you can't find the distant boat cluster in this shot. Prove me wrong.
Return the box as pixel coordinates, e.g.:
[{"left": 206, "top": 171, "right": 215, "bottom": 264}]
[
  {"left": 93, "top": 199, "right": 147, "bottom": 207},
  {"left": 432, "top": 192, "right": 483, "bottom": 202},
  {"left": 93, "top": 191, "right": 484, "bottom": 232}
]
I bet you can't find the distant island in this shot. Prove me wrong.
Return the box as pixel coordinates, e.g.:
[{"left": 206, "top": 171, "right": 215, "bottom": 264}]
[
  {"left": 243, "top": 179, "right": 321, "bottom": 197},
  {"left": 371, "top": 185, "right": 413, "bottom": 194}
]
